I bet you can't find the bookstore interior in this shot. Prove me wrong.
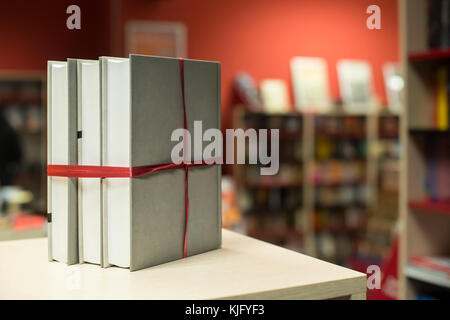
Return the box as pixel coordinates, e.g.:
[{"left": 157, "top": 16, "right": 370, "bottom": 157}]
[{"left": 0, "top": 0, "right": 449, "bottom": 300}]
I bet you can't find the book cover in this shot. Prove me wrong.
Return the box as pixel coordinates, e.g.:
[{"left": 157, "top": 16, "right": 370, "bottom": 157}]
[
  {"left": 290, "top": 57, "right": 332, "bottom": 113},
  {"left": 47, "top": 60, "right": 79, "bottom": 265},
  {"left": 336, "top": 60, "right": 375, "bottom": 114},
  {"left": 260, "top": 79, "right": 290, "bottom": 114},
  {"left": 129, "top": 55, "right": 221, "bottom": 271},
  {"left": 101, "top": 55, "right": 222, "bottom": 271}
]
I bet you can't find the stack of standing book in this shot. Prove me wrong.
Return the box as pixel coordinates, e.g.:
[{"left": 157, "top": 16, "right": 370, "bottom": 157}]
[{"left": 47, "top": 55, "right": 222, "bottom": 271}]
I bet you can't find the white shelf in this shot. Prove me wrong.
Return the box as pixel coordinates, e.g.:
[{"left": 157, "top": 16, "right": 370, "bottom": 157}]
[
  {"left": 404, "top": 264, "right": 450, "bottom": 289},
  {"left": 0, "top": 229, "right": 366, "bottom": 299}
]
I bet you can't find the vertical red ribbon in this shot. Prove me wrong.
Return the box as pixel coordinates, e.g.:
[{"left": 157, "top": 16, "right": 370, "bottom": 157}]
[{"left": 179, "top": 58, "right": 189, "bottom": 258}]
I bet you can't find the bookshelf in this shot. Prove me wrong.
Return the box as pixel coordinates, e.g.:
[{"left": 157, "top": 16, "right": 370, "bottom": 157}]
[
  {"left": 352, "top": 112, "right": 400, "bottom": 276},
  {"left": 232, "top": 107, "right": 305, "bottom": 251},
  {"left": 232, "top": 106, "right": 401, "bottom": 268},
  {"left": 399, "top": 0, "right": 450, "bottom": 299},
  {"left": 0, "top": 71, "right": 46, "bottom": 215},
  {"left": 309, "top": 114, "right": 369, "bottom": 265}
]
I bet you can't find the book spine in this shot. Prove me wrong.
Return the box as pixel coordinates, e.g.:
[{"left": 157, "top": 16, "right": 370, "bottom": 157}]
[
  {"left": 47, "top": 62, "right": 53, "bottom": 262},
  {"left": 67, "top": 59, "right": 79, "bottom": 265},
  {"left": 436, "top": 67, "right": 449, "bottom": 130},
  {"left": 441, "top": 0, "right": 450, "bottom": 48}
]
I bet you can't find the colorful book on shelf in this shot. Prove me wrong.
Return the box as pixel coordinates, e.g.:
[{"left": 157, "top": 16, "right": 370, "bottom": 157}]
[
  {"left": 425, "top": 137, "right": 437, "bottom": 199},
  {"left": 428, "top": 0, "right": 450, "bottom": 49},
  {"left": 424, "top": 134, "right": 450, "bottom": 202},
  {"left": 436, "top": 66, "right": 449, "bottom": 130},
  {"left": 436, "top": 136, "right": 450, "bottom": 201}
]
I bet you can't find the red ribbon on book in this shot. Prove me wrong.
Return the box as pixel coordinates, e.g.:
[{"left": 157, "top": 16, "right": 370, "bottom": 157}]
[{"left": 47, "top": 58, "right": 218, "bottom": 259}]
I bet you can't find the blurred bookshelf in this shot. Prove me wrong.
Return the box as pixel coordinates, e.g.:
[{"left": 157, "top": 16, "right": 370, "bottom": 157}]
[
  {"left": 232, "top": 106, "right": 401, "bottom": 268},
  {"left": 399, "top": 0, "right": 450, "bottom": 300},
  {"left": 232, "top": 108, "right": 305, "bottom": 252},
  {"left": 352, "top": 112, "right": 400, "bottom": 277},
  {"left": 0, "top": 71, "right": 47, "bottom": 240},
  {"left": 309, "top": 114, "right": 369, "bottom": 265}
]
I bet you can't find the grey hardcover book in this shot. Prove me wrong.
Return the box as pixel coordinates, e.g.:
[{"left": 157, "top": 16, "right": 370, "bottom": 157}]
[
  {"left": 47, "top": 60, "right": 78, "bottom": 264},
  {"left": 102, "top": 55, "right": 221, "bottom": 271}
]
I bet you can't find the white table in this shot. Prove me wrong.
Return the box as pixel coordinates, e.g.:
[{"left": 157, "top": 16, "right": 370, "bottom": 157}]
[{"left": 0, "top": 229, "right": 366, "bottom": 299}]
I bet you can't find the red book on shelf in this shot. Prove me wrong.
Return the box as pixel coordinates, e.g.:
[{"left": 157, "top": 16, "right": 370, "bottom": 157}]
[{"left": 432, "top": 72, "right": 438, "bottom": 128}]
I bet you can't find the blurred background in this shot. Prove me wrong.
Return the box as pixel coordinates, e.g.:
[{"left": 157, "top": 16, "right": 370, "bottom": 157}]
[{"left": 0, "top": 0, "right": 448, "bottom": 300}]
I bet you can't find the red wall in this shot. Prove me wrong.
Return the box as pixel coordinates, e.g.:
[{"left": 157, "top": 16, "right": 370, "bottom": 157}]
[
  {"left": 0, "top": 0, "right": 398, "bottom": 128},
  {"left": 121, "top": 0, "right": 399, "bottom": 128},
  {"left": 0, "top": 0, "right": 110, "bottom": 70}
]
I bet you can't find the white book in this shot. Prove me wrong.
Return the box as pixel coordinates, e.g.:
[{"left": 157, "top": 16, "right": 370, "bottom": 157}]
[
  {"left": 290, "top": 57, "right": 332, "bottom": 113},
  {"left": 101, "top": 57, "right": 131, "bottom": 268},
  {"left": 47, "top": 61, "right": 78, "bottom": 264},
  {"left": 383, "top": 63, "right": 403, "bottom": 114},
  {"left": 337, "top": 60, "right": 375, "bottom": 114},
  {"left": 260, "top": 79, "right": 290, "bottom": 114},
  {"left": 77, "top": 59, "right": 102, "bottom": 264}
]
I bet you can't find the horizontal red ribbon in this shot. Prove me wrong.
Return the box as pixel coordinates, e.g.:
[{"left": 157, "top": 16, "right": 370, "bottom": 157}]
[{"left": 47, "top": 160, "right": 219, "bottom": 178}]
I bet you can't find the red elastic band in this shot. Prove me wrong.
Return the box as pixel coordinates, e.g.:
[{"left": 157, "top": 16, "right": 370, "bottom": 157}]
[{"left": 47, "top": 160, "right": 218, "bottom": 179}]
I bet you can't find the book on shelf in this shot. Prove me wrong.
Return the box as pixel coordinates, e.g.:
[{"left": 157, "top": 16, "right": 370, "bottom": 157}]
[
  {"left": 428, "top": 0, "right": 450, "bottom": 49},
  {"left": 425, "top": 134, "right": 450, "bottom": 203},
  {"left": 336, "top": 60, "right": 376, "bottom": 114},
  {"left": 259, "top": 79, "right": 290, "bottom": 114},
  {"left": 433, "top": 66, "right": 450, "bottom": 130},
  {"left": 290, "top": 57, "right": 332, "bottom": 113},
  {"left": 234, "top": 72, "right": 263, "bottom": 112},
  {"left": 382, "top": 63, "right": 403, "bottom": 114}
]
